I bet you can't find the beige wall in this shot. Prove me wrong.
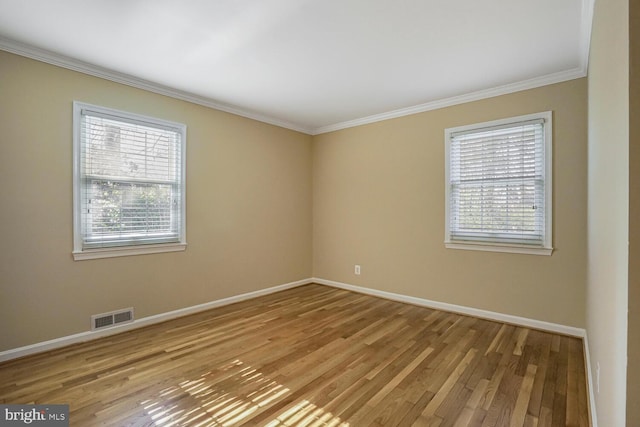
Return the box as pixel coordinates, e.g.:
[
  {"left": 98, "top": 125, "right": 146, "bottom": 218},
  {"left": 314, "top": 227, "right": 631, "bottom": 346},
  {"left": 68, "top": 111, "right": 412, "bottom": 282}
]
[
  {"left": 0, "top": 51, "right": 313, "bottom": 351},
  {"left": 313, "top": 79, "right": 587, "bottom": 327},
  {"left": 587, "top": 0, "right": 630, "bottom": 424},
  {"left": 628, "top": 0, "right": 639, "bottom": 423}
]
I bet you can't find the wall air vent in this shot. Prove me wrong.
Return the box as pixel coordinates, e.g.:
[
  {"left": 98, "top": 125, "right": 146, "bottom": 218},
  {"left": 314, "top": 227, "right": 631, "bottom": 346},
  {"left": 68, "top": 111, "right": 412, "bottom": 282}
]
[{"left": 91, "top": 308, "right": 134, "bottom": 331}]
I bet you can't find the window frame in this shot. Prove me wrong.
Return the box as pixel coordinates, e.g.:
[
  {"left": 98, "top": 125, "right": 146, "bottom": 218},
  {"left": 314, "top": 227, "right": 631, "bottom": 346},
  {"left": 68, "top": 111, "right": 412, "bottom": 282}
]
[
  {"left": 72, "top": 101, "right": 187, "bottom": 261},
  {"left": 444, "top": 111, "right": 553, "bottom": 256}
]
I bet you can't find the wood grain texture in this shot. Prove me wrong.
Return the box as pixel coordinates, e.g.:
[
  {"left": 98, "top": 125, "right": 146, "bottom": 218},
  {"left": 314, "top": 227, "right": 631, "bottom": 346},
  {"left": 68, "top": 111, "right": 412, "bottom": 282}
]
[{"left": 0, "top": 284, "right": 589, "bottom": 426}]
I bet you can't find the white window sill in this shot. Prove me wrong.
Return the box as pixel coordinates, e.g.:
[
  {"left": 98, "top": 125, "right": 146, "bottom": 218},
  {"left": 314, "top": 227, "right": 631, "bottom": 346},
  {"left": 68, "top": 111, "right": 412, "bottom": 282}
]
[
  {"left": 445, "top": 242, "right": 553, "bottom": 256},
  {"left": 73, "top": 243, "right": 187, "bottom": 261}
]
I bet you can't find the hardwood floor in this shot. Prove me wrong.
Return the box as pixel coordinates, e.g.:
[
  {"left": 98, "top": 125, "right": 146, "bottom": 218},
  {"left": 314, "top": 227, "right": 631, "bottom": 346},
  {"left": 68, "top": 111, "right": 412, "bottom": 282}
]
[{"left": 0, "top": 284, "right": 590, "bottom": 426}]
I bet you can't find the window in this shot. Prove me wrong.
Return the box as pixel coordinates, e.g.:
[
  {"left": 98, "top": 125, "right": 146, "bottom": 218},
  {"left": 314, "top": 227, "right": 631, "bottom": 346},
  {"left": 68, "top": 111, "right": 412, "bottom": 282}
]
[
  {"left": 444, "top": 112, "right": 552, "bottom": 255},
  {"left": 73, "top": 102, "right": 186, "bottom": 260}
]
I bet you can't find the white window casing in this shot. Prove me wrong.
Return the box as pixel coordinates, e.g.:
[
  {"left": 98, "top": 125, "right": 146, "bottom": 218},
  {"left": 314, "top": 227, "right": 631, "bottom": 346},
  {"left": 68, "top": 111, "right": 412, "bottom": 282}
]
[
  {"left": 444, "top": 111, "right": 553, "bottom": 255},
  {"left": 73, "top": 102, "right": 186, "bottom": 260}
]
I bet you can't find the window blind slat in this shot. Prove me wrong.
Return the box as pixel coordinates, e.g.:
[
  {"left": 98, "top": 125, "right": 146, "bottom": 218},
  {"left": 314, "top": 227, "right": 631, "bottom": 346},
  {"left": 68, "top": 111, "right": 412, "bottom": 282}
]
[
  {"left": 76, "top": 103, "right": 185, "bottom": 251},
  {"left": 450, "top": 119, "right": 544, "bottom": 138},
  {"left": 446, "top": 115, "right": 549, "bottom": 249}
]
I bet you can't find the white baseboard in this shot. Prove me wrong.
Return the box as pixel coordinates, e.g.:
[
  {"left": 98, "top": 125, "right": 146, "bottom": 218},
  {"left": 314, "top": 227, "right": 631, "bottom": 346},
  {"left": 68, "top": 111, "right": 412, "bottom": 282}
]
[
  {"left": 312, "top": 277, "right": 586, "bottom": 338},
  {"left": 1, "top": 275, "right": 597, "bottom": 425},
  {"left": 1, "top": 275, "right": 598, "bottom": 425},
  {"left": 314, "top": 277, "right": 597, "bottom": 424},
  {"left": 0, "top": 278, "right": 313, "bottom": 363}
]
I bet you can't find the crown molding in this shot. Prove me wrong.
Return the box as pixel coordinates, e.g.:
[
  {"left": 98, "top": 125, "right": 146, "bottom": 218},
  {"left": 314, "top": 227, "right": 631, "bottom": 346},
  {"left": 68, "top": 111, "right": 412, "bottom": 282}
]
[
  {"left": 311, "top": 67, "right": 587, "bottom": 135},
  {"left": 0, "top": 36, "right": 314, "bottom": 135},
  {"left": 2, "top": 0, "right": 594, "bottom": 139},
  {"left": 311, "top": 0, "right": 593, "bottom": 135}
]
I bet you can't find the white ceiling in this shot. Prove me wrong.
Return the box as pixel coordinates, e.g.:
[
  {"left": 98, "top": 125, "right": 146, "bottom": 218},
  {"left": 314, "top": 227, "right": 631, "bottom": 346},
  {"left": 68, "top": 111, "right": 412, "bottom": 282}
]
[{"left": 0, "top": 0, "right": 593, "bottom": 135}]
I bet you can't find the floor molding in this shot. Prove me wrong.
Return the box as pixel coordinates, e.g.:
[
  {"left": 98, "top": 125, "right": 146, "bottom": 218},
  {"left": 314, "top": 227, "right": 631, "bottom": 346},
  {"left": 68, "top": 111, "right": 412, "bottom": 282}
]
[
  {"left": 2, "top": 282, "right": 590, "bottom": 425},
  {"left": 314, "top": 277, "right": 599, "bottom": 422},
  {"left": 312, "top": 277, "right": 586, "bottom": 338},
  {"left": 1, "top": 277, "right": 590, "bottom": 366},
  {"left": 1, "top": 275, "right": 598, "bottom": 424},
  {"left": 0, "top": 278, "right": 313, "bottom": 363}
]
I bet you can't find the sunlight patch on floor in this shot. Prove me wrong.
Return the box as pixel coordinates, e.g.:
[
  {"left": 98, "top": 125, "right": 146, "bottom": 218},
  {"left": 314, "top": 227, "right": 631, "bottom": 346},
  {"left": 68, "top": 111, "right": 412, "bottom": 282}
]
[
  {"left": 134, "top": 358, "right": 349, "bottom": 426},
  {"left": 138, "top": 358, "right": 292, "bottom": 426},
  {"left": 265, "top": 399, "right": 350, "bottom": 427}
]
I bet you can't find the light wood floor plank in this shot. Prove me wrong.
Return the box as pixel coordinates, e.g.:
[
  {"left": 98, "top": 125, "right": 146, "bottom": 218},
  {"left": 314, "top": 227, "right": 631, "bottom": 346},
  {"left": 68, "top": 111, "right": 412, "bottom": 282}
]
[{"left": 0, "top": 284, "right": 589, "bottom": 426}]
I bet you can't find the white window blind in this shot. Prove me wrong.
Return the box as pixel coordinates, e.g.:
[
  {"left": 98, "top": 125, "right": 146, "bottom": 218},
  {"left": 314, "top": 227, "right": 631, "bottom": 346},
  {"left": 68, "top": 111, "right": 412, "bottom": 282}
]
[
  {"left": 445, "top": 112, "right": 552, "bottom": 254},
  {"left": 73, "top": 102, "right": 186, "bottom": 258}
]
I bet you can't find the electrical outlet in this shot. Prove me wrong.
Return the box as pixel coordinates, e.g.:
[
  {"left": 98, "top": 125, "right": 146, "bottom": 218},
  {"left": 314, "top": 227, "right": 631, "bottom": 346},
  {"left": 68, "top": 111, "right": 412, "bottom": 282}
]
[
  {"left": 354, "top": 265, "right": 361, "bottom": 275},
  {"left": 596, "top": 362, "right": 600, "bottom": 394}
]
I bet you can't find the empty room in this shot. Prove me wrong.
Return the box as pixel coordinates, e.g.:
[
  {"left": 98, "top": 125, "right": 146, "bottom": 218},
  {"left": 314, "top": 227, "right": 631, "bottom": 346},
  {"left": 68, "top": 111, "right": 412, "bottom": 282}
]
[{"left": 0, "top": 0, "right": 637, "bottom": 426}]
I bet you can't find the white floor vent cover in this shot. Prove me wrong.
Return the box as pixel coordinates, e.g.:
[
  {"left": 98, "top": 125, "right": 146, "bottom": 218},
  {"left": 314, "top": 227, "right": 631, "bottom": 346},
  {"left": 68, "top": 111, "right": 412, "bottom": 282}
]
[{"left": 91, "top": 308, "right": 134, "bottom": 330}]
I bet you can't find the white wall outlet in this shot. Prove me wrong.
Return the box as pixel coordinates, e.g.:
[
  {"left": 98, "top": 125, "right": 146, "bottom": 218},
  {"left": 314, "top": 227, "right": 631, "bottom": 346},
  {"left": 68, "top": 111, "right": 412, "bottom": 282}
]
[
  {"left": 596, "top": 362, "right": 600, "bottom": 394},
  {"left": 354, "top": 265, "right": 361, "bottom": 275}
]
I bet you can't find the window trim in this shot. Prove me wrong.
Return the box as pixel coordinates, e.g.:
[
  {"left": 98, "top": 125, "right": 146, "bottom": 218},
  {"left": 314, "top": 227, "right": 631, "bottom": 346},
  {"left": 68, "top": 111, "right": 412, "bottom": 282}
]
[
  {"left": 444, "top": 111, "right": 553, "bottom": 256},
  {"left": 72, "top": 101, "right": 187, "bottom": 261}
]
